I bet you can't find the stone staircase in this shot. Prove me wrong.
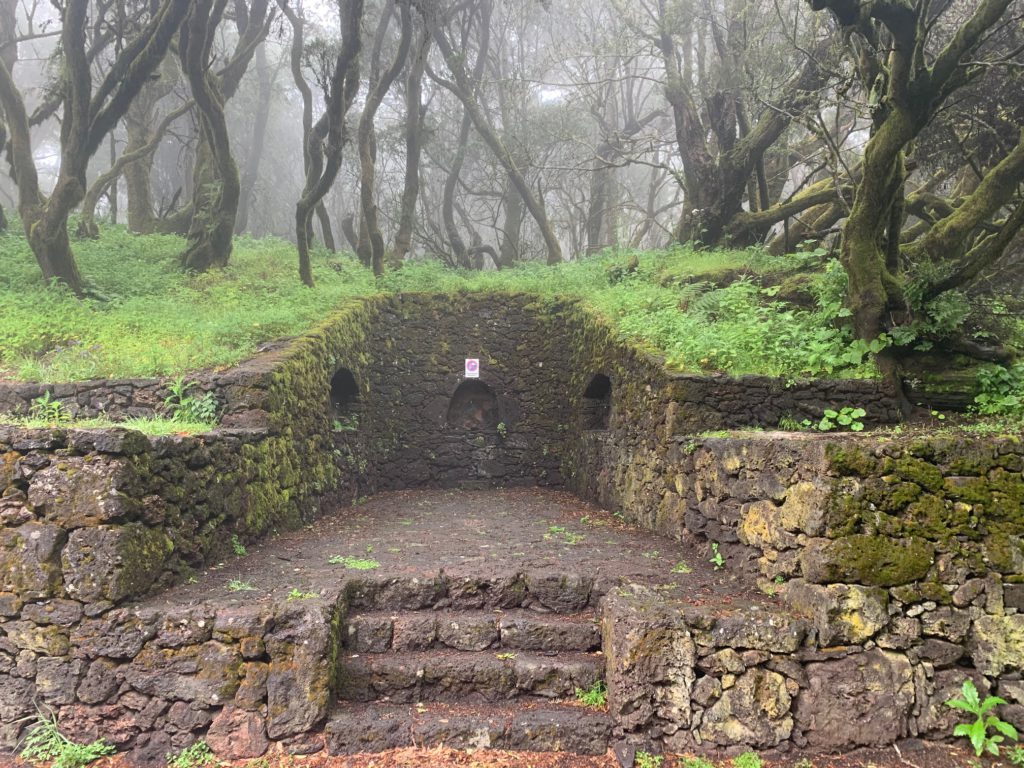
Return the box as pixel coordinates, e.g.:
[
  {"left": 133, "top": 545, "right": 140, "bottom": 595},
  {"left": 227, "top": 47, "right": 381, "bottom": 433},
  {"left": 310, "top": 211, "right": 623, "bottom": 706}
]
[{"left": 324, "top": 574, "right": 612, "bottom": 756}]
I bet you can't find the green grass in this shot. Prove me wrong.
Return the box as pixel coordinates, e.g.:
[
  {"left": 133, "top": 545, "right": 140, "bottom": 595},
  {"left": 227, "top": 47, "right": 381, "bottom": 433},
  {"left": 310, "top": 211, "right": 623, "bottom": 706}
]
[
  {"left": 0, "top": 224, "right": 876, "bottom": 382},
  {"left": 327, "top": 554, "right": 380, "bottom": 569},
  {"left": 0, "top": 414, "right": 213, "bottom": 435}
]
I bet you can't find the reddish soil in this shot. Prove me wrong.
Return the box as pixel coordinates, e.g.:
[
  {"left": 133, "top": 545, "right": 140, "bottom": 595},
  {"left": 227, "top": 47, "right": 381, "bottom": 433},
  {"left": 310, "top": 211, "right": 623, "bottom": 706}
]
[{"left": 0, "top": 741, "right": 998, "bottom": 768}]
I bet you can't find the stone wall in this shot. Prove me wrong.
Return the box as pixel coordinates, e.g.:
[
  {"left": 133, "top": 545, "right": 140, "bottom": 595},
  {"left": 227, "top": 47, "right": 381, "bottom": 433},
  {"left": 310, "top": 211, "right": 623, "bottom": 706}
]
[
  {"left": 666, "top": 374, "right": 901, "bottom": 433},
  {"left": 581, "top": 429, "right": 1024, "bottom": 753}
]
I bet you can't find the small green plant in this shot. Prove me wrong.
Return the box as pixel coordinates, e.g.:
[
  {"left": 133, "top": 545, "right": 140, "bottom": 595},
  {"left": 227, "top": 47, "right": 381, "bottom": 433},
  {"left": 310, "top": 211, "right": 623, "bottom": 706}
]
[
  {"left": 635, "top": 751, "right": 664, "bottom": 768},
  {"left": 733, "top": 750, "right": 763, "bottom": 768},
  {"left": 678, "top": 758, "right": 714, "bottom": 768},
  {"left": 642, "top": 550, "right": 660, "bottom": 560},
  {"left": 1009, "top": 745, "right": 1024, "bottom": 766},
  {"left": 496, "top": 651, "right": 517, "bottom": 660},
  {"left": 165, "top": 377, "right": 218, "bottom": 425},
  {"left": 496, "top": 421, "right": 508, "bottom": 438},
  {"left": 671, "top": 560, "right": 693, "bottom": 574},
  {"left": 332, "top": 413, "right": 359, "bottom": 431},
  {"left": 28, "top": 391, "right": 70, "bottom": 425},
  {"left": 167, "top": 740, "right": 217, "bottom": 768},
  {"left": 575, "top": 680, "right": 607, "bottom": 708},
  {"left": 709, "top": 542, "right": 725, "bottom": 570},
  {"left": 20, "top": 712, "right": 115, "bottom": 768},
  {"left": 792, "top": 760, "right": 814, "bottom": 768},
  {"left": 545, "top": 525, "right": 585, "bottom": 545},
  {"left": 945, "top": 678, "right": 1018, "bottom": 756},
  {"left": 231, "top": 534, "right": 247, "bottom": 556},
  {"left": 226, "top": 579, "right": 257, "bottom": 592},
  {"left": 802, "top": 405, "right": 866, "bottom": 432},
  {"left": 328, "top": 554, "right": 380, "bottom": 570},
  {"left": 287, "top": 588, "right": 318, "bottom": 600},
  {"left": 777, "top": 414, "right": 803, "bottom": 431}
]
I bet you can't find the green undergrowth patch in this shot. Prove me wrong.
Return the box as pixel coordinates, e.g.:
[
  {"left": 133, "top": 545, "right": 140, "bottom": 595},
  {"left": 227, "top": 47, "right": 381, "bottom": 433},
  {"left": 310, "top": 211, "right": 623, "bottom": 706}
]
[
  {"left": 0, "top": 414, "right": 213, "bottom": 435},
  {"left": 2, "top": 224, "right": 880, "bottom": 381}
]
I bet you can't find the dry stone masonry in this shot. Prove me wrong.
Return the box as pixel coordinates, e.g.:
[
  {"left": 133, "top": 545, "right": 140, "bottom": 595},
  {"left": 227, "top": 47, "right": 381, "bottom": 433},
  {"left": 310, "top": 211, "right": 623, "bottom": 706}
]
[{"left": 1, "top": 292, "right": 1020, "bottom": 762}]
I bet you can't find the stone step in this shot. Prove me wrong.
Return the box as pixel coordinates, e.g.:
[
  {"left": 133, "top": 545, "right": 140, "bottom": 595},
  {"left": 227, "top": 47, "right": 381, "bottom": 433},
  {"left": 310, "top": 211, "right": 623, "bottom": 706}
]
[
  {"left": 344, "top": 570, "right": 599, "bottom": 613},
  {"left": 325, "top": 701, "right": 612, "bottom": 755},
  {"left": 337, "top": 649, "right": 605, "bottom": 704},
  {"left": 344, "top": 609, "right": 602, "bottom": 653}
]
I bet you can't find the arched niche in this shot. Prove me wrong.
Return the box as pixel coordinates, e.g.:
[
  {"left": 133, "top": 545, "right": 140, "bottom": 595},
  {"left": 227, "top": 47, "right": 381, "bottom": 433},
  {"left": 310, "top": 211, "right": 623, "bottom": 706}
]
[
  {"left": 329, "top": 368, "right": 360, "bottom": 428},
  {"left": 581, "top": 373, "right": 612, "bottom": 430},
  {"left": 446, "top": 380, "right": 500, "bottom": 430}
]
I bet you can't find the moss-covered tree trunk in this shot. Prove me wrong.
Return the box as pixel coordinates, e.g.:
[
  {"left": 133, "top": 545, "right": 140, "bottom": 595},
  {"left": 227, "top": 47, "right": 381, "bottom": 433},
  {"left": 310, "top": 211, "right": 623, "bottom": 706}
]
[
  {"left": 390, "top": 28, "right": 428, "bottom": 266},
  {"left": 178, "top": 0, "right": 240, "bottom": 272}
]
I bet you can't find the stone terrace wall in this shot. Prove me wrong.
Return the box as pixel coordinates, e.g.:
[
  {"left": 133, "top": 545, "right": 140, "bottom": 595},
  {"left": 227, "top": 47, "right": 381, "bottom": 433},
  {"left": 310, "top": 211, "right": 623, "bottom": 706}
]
[
  {"left": 667, "top": 374, "right": 901, "bottom": 433},
  {"left": 580, "top": 429, "right": 1024, "bottom": 753}
]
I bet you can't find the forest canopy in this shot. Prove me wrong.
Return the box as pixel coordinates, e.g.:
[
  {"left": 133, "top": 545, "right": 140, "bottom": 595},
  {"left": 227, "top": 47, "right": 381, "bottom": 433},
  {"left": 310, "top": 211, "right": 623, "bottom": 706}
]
[{"left": 0, "top": 0, "right": 1022, "bottom": 399}]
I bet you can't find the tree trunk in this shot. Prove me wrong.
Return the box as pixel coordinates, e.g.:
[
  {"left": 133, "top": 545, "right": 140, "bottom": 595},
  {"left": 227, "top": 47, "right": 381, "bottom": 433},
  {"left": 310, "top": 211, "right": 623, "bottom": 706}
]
[
  {"left": 295, "top": 0, "right": 364, "bottom": 286},
  {"left": 179, "top": 0, "right": 241, "bottom": 271},
  {"left": 391, "top": 28, "right": 428, "bottom": 266},
  {"left": 358, "top": 1, "right": 412, "bottom": 276},
  {"left": 236, "top": 45, "right": 273, "bottom": 234}
]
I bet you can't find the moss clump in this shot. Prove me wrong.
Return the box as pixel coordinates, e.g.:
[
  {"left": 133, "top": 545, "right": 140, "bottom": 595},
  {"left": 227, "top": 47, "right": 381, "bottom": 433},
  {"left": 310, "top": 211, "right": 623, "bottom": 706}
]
[
  {"left": 891, "top": 580, "right": 953, "bottom": 605},
  {"left": 893, "top": 457, "right": 945, "bottom": 493},
  {"left": 984, "top": 534, "right": 1024, "bottom": 574},
  {"left": 826, "top": 444, "right": 879, "bottom": 477},
  {"left": 802, "top": 534, "right": 934, "bottom": 587}
]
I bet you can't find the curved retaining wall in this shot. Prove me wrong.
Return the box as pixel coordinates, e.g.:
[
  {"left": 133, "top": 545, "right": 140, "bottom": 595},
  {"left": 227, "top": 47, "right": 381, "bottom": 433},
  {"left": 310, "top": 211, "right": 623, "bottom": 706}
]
[{"left": 6, "top": 291, "right": 1015, "bottom": 760}]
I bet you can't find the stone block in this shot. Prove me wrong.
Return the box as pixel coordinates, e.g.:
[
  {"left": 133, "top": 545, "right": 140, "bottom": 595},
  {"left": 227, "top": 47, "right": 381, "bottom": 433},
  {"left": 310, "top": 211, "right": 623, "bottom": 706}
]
[
  {"left": 0, "top": 523, "right": 66, "bottom": 599},
  {"left": 699, "top": 668, "right": 793, "bottom": 748},
  {"left": 784, "top": 580, "right": 888, "bottom": 645},
  {"left": 28, "top": 456, "right": 140, "bottom": 527},
  {"left": 969, "top": 614, "right": 1024, "bottom": 676},
  {"left": 795, "top": 649, "right": 914, "bottom": 749},
  {"left": 62, "top": 524, "right": 169, "bottom": 602},
  {"left": 800, "top": 535, "right": 934, "bottom": 587}
]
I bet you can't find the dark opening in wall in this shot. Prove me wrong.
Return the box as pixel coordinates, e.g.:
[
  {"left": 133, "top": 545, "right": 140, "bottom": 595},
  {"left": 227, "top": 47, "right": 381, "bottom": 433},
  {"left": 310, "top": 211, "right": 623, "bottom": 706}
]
[
  {"left": 446, "top": 380, "right": 500, "bottom": 430},
  {"left": 582, "top": 374, "right": 612, "bottom": 430},
  {"left": 329, "top": 368, "right": 360, "bottom": 427}
]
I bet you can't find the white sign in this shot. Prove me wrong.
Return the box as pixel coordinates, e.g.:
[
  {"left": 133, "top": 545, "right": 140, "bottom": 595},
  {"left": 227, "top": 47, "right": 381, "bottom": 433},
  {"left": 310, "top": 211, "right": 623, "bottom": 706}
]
[{"left": 464, "top": 358, "right": 480, "bottom": 378}]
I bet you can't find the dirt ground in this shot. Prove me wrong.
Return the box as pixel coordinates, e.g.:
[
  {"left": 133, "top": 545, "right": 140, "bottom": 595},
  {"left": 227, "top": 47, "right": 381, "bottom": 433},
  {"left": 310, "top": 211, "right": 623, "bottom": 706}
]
[
  {"left": 145, "top": 488, "right": 769, "bottom": 612},
  {"left": 0, "top": 740, "right": 1008, "bottom": 768}
]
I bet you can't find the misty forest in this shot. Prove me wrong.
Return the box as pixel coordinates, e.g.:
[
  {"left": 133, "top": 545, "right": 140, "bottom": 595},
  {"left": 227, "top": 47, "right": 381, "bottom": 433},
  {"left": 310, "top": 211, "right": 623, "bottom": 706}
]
[
  {"left": 1, "top": 0, "right": 1024, "bottom": 412},
  {"left": 5, "top": 2, "right": 1024, "bottom": 767}
]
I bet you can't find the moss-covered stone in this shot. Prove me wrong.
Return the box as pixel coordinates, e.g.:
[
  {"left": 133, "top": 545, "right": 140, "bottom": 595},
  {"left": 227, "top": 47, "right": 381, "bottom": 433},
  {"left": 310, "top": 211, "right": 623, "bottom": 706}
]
[
  {"left": 800, "top": 535, "right": 934, "bottom": 587},
  {"left": 893, "top": 457, "right": 945, "bottom": 494}
]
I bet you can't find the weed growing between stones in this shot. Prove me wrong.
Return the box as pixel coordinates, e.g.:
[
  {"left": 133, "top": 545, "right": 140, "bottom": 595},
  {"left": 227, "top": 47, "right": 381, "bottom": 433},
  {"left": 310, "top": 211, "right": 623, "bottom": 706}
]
[
  {"left": 709, "top": 542, "right": 725, "bottom": 570},
  {"left": 945, "top": 679, "right": 1019, "bottom": 757},
  {"left": 287, "top": 588, "right": 318, "bottom": 600},
  {"left": 167, "top": 740, "right": 217, "bottom": 768},
  {"left": 732, "top": 751, "right": 763, "bottom": 768},
  {"left": 20, "top": 712, "right": 114, "bottom": 768},
  {"left": 231, "top": 534, "right": 247, "bottom": 556},
  {"left": 328, "top": 554, "right": 380, "bottom": 569},
  {"left": 636, "top": 752, "right": 665, "bottom": 768},
  {"left": 575, "top": 680, "right": 607, "bottom": 709}
]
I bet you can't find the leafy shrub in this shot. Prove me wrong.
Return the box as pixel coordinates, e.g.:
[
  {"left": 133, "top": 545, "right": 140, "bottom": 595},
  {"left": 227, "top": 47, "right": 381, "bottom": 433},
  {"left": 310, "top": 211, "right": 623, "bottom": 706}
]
[
  {"left": 733, "top": 751, "right": 763, "bottom": 768},
  {"left": 974, "top": 364, "right": 1024, "bottom": 416},
  {"left": 167, "top": 740, "right": 217, "bottom": 768},
  {"left": 28, "top": 392, "right": 70, "bottom": 424}
]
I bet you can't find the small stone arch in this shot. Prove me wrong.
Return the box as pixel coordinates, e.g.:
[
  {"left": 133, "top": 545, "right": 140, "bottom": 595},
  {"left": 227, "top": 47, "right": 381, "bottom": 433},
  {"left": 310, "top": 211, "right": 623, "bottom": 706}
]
[
  {"left": 581, "top": 373, "right": 612, "bottom": 430},
  {"left": 446, "top": 380, "right": 500, "bottom": 430},
  {"left": 329, "top": 368, "right": 360, "bottom": 425}
]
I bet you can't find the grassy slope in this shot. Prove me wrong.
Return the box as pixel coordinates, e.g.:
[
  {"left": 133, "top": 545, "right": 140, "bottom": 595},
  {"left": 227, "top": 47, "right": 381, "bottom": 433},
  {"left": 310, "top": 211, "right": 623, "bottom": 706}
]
[{"left": 2, "top": 225, "right": 867, "bottom": 382}]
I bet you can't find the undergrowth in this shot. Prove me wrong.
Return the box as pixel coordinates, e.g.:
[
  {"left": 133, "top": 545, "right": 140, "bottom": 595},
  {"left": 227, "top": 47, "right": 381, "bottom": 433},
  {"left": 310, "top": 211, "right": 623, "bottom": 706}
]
[
  {"left": 0, "top": 415, "right": 213, "bottom": 435},
  {"left": 2, "top": 225, "right": 880, "bottom": 381},
  {"left": 20, "top": 713, "right": 115, "bottom": 768}
]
